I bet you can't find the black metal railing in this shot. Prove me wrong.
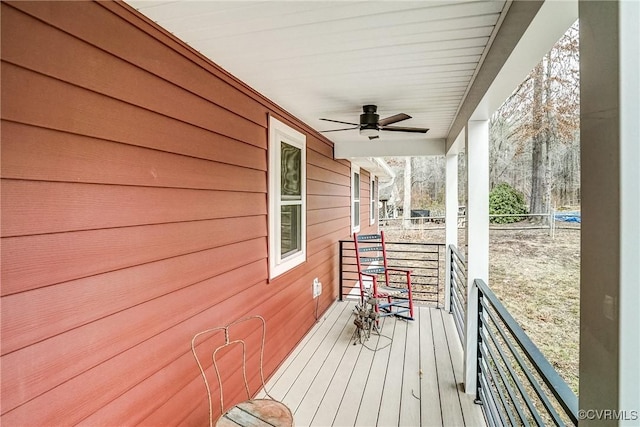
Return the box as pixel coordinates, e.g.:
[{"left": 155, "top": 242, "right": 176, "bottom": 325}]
[
  {"left": 475, "top": 278, "right": 578, "bottom": 426},
  {"left": 339, "top": 239, "right": 445, "bottom": 307},
  {"left": 449, "top": 244, "right": 467, "bottom": 345}
]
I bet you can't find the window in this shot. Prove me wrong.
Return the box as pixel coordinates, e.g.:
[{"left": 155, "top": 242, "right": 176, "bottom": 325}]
[
  {"left": 352, "top": 165, "right": 360, "bottom": 233},
  {"left": 370, "top": 175, "right": 377, "bottom": 225},
  {"left": 269, "top": 116, "right": 306, "bottom": 279}
]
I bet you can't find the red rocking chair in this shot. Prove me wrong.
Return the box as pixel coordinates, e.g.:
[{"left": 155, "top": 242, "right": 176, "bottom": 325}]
[{"left": 353, "top": 231, "right": 415, "bottom": 320}]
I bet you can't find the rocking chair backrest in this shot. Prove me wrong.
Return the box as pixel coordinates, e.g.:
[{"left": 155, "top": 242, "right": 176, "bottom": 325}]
[
  {"left": 353, "top": 231, "right": 390, "bottom": 295},
  {"left": 191, "top": 315, "right": 270, "bottom": 427}
]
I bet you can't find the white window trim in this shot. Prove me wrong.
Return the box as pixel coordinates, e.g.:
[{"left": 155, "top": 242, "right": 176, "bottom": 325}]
[
  {"left": 268, "top": 116, "right": 306, "bottom": 279},
  {"left": 370, "top": 174, "right": 377, "bottom": 225},
  {"left": 351, "top": 164, "right": 360, "bottom": 233}
]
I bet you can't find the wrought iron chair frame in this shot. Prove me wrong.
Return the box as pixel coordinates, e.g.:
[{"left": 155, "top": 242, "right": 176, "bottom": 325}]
[{"left": 191, "top": 315, "right": 293, "bottom": 426}]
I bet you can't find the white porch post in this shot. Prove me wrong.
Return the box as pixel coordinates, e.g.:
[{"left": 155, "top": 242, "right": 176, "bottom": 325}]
[
  {"left": 444, "top": 152, "right": 459, "bottom": 312},
  {"left": 579, "top": 1, "right": 640, "bottom": 424},
  {"left": 463, "top": 120, "right": 489, "bottom": 394},
  {"left": 444, "top": 132, "right": 463, "bottom": 312}
]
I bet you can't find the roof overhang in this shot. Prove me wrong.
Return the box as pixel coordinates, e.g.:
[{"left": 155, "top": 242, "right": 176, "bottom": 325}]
[{"left": 349, "top": 157, "right": 395, "bottom": 183}]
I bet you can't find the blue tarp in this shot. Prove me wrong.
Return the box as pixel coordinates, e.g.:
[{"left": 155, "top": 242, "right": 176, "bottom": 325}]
[{"left": 555, "top": 211, "right": 581, "bottom": 223}]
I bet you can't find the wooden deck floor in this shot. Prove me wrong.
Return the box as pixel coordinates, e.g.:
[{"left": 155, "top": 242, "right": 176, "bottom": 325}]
[{"left": 261, "top": 300, "right": 486, "bottom": 427}]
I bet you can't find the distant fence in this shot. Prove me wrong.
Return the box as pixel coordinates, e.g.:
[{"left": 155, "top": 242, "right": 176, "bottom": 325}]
[{"left": 379, "top": 209, "right": 580, "bottom": 237}]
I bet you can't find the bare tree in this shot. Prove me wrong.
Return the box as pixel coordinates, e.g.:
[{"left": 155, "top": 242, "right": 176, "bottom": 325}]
[
  {"left": 530, "top": 60, "right": 549, "bottom": 222},
  {"left": 489, "top": 22, "right": 580, "bottom": 214},
  {"left": 403, "top": 157, "right": 412, "bottom": 228},
  {"left": 383, "top": 24, "right": 579, "bottom": 222}
]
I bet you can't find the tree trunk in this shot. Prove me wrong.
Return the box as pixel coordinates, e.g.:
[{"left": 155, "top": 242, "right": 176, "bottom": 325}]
[
  {"left": 544, "top": 54, "right": 554, "bottom": 222},
  {"left": 403, "top": 157, "right": 412, "bottom": 229},
  {"left": 530, "top": 61, "right": 549, "bottom": 224}
]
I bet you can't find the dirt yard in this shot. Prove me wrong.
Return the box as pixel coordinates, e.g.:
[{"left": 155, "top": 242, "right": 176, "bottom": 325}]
[
  {"left": 488, "top": 227, "right": 580, "bottom": 395},
  {"left": 384, "top": 224, "right": 580, "bottom": 395}
]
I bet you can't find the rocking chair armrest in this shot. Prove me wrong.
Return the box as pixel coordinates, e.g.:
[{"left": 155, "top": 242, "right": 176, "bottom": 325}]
[
  {"left": 360, "top": 272, "right": 379, "bottom": 280},
  {"left": 384, "top": 268, "right": 414, "bottom": 299},
  {"left": 386, "top": 267, "right": 412, "bottom": 275}
]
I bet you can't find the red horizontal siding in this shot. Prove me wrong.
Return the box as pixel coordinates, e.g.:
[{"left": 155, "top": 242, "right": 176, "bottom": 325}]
[
  {"left": 308, "top": 194, "right": 352, "bottom": 210},
  {"left": 1, "top": 121, "right": 267, "bottom": 184},
  {"left": 1, "top": 238, "right": 267, "bottom": 355},
  {"left": 0, "top": 1, "right": 364, "bottom": 425},
  {"left": 3, "top": 1, "right": 267, "bottom": 127},
  {"left": 1, "top": 62, "right": 266, "bottom": 148},
  {"left": 1, "top": 180, "right": 266, "bottom": 237},
  {"left": 1, "top": 217, "right": 267, "bottom": 296},
  {"left": 307, "top": 147, "right": 351, "bottom": 175},
  {"left": 307, "top": 206, "right": 351, "bottom": 225},
  {"left": 308, "top": 163, "right": 351, "bottom": 186}
]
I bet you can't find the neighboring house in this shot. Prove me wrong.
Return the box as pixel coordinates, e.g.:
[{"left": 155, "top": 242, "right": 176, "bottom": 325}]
[{"left": 0, "top": 2, "right": 381, "bottom": 424}]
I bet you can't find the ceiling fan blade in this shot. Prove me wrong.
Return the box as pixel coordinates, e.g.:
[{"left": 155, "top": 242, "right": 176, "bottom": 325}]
[
  {"left": 320, "top": 126, "right": 359, "bottom": 133},
  {"left": 381, "top": 126, "right": 429, "bottom": 134},
  {"left": 378, "top": 113, "right": 411, "bottom": 127},
  {"left": 319, "top": 118, "right": 359, "bottom": 126},
  {"left": 368, "top": 135, "right": 380, "bottom": 140}
]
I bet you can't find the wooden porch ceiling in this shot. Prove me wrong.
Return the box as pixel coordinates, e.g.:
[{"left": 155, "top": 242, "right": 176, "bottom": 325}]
[{"left": 260, "top": 301, "right": 485, "bottom": 426}]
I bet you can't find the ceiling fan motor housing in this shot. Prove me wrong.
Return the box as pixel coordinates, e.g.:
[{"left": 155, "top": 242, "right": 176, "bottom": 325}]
[{"left": 360, "top": 104, "right": 379, "bottom": 130}]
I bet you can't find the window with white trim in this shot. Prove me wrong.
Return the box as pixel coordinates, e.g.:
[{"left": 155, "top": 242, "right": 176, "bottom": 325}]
[
  {"left": 370, "top": 175, "right": 377, "bottom": 225},
  {"left": 268, "top": 116, "right": 306, "bottom": 279},
  {"left": 351, "top": 165, "right": 360, "bottom": 233}
]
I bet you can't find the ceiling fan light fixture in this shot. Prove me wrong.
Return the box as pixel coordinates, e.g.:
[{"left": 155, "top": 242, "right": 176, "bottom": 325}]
[{"left": 359, "top": 126, "right": 379, "bottom": 137}]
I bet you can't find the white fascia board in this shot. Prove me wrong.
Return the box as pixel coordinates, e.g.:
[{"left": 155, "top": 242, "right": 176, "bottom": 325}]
[
  {"left": 447, "top": 128, "right": 466, "bottom": 155},
  {"left": 446, "top": 0, "right": 578, "bottom": 151},
  {"left": 334, "top": 138, "right": 445, "bottom": 159},
  {"left": 471, "top": 0, "right": 578, "bottom": 122}
]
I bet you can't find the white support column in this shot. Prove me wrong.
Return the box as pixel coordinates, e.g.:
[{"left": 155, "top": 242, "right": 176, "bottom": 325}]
[
  {"left": 463, "top": 120, "right": 489, "bottom": 394},
  {"left": 618, "top": 1, "right": 640, "bottom": 420},
  {"left": 444, "top": 147, "right": 461, "bottom": 312},
  {"left": 579, "top": 1, "right": 640, "bottom": 424}
]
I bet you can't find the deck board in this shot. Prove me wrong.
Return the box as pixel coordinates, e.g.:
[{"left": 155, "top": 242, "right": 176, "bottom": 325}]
[
  {"left": 262, "top": 301, "right": 486, "bottom": 426},
  {"left": 441, "top": 307, "right": 487, "bottom": 427},
  {"left": 377, "top": 319, "right": 407, "bottom": 426},
  {"left": 400, "top": 309, "right": 421, "bottom": 427},
  {"left": 354, "top": 318, "right": 394, "bottom": 427},
  {"left": 309, "top": 332, "right": 362, "bottom": 426},
  {"left": 420, "top": 307, "right": 444, "bottom": 426},
  {"left": 432, "top": 309, "right": 466, "bottom": 426},
  {"left": 281, "top": 304, "right": 354, "bottom": 412},
  {"left": 330, "top": 324, "right": 380, "bottom": 426},
  {"left": 263, "top": 301, "right": 347, "bottom": 398},
  {"left": 293, "top": 313, "right": 356, "bottom": 425}
]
